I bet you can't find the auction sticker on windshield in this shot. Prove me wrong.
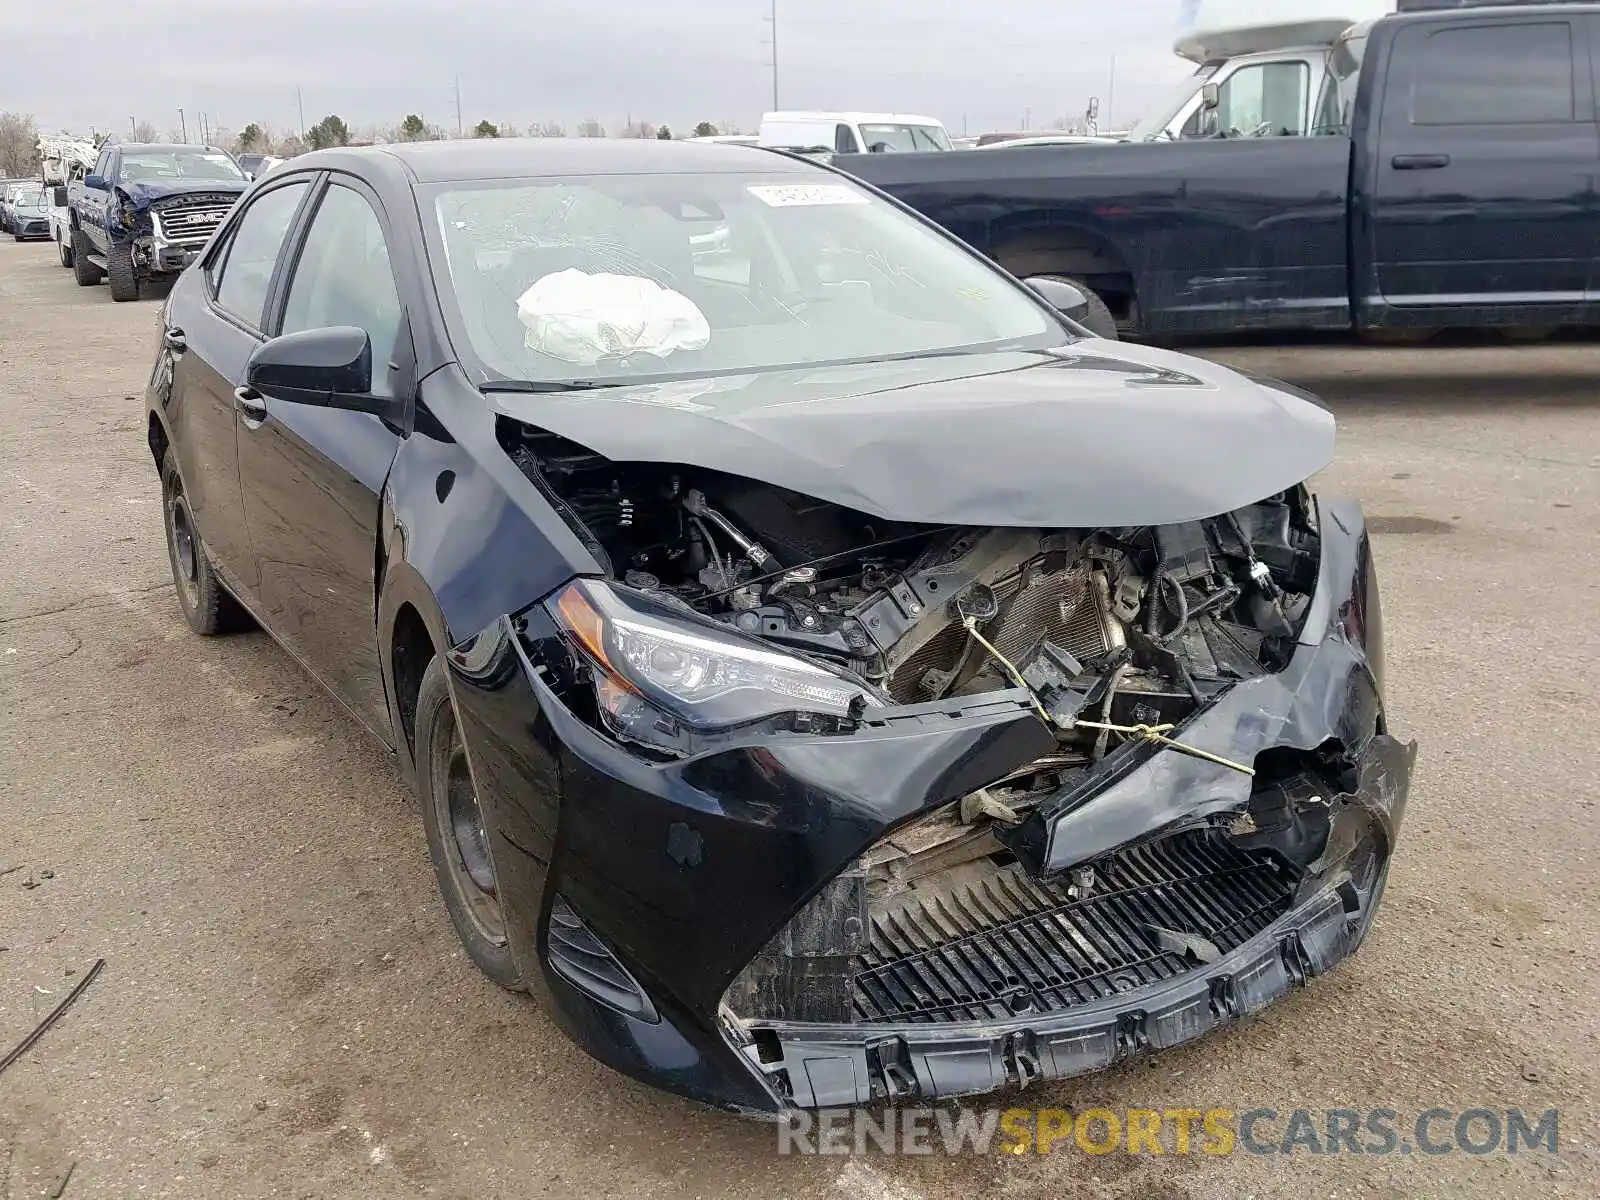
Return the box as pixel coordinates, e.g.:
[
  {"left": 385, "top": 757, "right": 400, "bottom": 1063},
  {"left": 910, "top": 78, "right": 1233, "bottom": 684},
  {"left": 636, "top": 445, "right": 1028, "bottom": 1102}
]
[{"left": 747, "top": 184, "right": 869, "bottom": 207}]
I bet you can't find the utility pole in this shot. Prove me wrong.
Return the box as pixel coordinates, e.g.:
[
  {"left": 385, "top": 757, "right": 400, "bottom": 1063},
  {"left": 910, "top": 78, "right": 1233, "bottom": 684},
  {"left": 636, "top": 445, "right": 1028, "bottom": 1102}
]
[
  {"left": 178, "top": 108, "right": 187, "bottom": 141},
  {"left": 296, "top": 88, "right": 305, "bottom": 139},
  {"left": 128, "top": 116, "right": 136, "bottom": 139},
  {"left": 1107, "top": 55, "right": 1117, "bottom": 129},
  {"left": 453, "top": 76, "right": 463, "bottom": 138},
  {"left": 764, "top": 0, "right": 779, "bottom": 110}
]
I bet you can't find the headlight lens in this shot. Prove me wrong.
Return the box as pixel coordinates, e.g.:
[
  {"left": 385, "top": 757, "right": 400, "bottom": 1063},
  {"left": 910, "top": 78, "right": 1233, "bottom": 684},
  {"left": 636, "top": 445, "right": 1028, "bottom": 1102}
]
[{"left": 548, "top": 579, "right": 875, "bottom": 745}]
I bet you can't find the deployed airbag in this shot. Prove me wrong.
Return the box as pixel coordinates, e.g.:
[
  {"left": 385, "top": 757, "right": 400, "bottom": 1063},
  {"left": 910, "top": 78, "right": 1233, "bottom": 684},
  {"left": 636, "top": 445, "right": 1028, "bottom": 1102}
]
[{"left": 517, "top": 269, "right": 711, "bottom": 366}]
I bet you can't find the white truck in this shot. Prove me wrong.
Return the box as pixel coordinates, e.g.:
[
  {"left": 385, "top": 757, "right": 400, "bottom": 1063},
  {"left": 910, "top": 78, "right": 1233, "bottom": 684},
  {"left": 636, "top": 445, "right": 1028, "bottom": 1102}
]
[
  {"left": 38, "top": 135, "right": 99, "bottom": 269},
  {"left": 1125, "top": 0, "right": 1394, "bottom": 141},
  {"left": 758, "top": 112, "right": 953, "bottom": 154}
]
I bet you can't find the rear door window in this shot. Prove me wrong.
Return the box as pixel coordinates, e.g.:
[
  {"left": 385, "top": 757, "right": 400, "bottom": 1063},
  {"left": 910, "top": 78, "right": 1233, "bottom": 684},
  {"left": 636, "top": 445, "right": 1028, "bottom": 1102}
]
[{"left": 1411, "top": 23, "right": 1575, "bottom": 125}]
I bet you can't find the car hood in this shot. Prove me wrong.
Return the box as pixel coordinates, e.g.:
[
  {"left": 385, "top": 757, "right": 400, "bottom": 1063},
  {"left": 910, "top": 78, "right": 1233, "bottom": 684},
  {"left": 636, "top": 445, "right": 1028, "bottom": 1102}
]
[
  {"left": 486, "top": 341, "right": 1336, "bottom": 527},
  {"left": 119, "top": 179, "right": 248, "bottom": 207}
]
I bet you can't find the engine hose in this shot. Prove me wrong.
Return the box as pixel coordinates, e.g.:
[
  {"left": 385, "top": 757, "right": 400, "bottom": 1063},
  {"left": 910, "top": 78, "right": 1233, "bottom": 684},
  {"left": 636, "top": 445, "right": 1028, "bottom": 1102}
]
[{"left": 1146, "top": 570, "right": 1190, "bottom": 643}]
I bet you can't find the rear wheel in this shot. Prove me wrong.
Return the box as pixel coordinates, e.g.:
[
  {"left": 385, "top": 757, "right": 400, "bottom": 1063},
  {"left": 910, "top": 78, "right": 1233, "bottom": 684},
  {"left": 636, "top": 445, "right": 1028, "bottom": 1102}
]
[
  {"left": 107, "top": 244, "right": 141, "bottom": 302},
  {"left": 160, "top": 448, "right": 249, "bottom": 635},
  {"left": 57, "top": 234, "right": 74, "bottom": 268},
  {"left": 415, "top": 657, "right": 525, "bottom": 991},
  {"left": 71, "top": 230, "right": 103, "bottom": 286}
]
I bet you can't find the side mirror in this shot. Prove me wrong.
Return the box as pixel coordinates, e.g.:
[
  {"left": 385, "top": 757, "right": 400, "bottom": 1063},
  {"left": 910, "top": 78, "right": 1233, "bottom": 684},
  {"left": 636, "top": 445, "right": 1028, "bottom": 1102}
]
[
  {"left": 1200, "top": 82, "right": 1221, "bottom": 112},
  {"left": 1023, "top": 276, "right": 1092, "bottom": 323},
  {"left": 83, "top": 174, "right": 108, "bottom": 191},
  {"left": 52, "top": 186, "right": 68, "bottom": 207},
  {"left": 246, "top": 326, "right": 394, "bottom": 416}
]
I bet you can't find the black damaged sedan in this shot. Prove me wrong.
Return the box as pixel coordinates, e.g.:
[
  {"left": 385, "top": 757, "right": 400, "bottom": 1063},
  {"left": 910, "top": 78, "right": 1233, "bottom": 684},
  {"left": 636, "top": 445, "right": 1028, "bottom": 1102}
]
[{"left": 146, "top": 139, "right": 1415, "bottom": 1114}]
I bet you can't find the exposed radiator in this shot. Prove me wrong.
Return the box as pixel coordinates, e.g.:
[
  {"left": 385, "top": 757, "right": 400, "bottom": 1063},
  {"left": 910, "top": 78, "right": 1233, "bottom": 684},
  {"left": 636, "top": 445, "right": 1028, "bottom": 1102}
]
[
  {"left": 885, "top": 562, "right": 1113, "bottom": 703},
  {"left": 851, "top": 831, "right": 1295, "bottom": 1024}
]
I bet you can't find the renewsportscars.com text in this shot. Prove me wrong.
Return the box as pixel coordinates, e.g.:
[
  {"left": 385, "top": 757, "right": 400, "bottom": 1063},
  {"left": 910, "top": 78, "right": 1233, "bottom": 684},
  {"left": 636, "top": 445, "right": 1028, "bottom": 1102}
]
[{"left": 777, "top": 1106, "right": 1561, "bottom": 1157}]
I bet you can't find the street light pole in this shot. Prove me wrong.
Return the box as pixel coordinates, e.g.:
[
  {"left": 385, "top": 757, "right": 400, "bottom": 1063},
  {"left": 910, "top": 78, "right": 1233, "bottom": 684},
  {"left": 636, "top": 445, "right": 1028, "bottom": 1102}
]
[
  {"left": 178, "top": 108, "right": 187, "bottom": 142},
  {"left": 766, "top": 0, "right": 780, "bottom": 110}
]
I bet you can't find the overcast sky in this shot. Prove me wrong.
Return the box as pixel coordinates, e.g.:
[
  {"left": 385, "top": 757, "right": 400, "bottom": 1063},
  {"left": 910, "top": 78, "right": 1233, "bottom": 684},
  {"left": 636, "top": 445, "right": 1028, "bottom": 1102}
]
[{"left": 2, "top": 0, "right": 1225, "bottom": 139}]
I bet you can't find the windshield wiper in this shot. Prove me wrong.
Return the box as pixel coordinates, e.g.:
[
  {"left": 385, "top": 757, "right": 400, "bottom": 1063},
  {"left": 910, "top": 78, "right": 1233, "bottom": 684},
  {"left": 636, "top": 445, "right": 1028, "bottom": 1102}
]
[{"left": 479, "top": 379, "right": 625, "bottom": 394}]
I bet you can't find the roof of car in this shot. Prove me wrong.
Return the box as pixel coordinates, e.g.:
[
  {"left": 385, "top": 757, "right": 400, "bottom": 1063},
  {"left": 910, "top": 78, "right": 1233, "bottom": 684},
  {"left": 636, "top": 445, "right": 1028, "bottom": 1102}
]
[
  {"left": 115, "top": 143, "right": 228, "bottom": 154},
  {"left": 294, "top": 138, "right": 822, "bottom": 183}
]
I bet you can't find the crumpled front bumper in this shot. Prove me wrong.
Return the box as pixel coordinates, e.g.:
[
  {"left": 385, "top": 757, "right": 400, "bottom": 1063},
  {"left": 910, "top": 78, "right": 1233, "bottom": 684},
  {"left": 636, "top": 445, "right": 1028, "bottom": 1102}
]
[
  {"left": 132, "top": 235, "right": 198, "bottom": 274},
  {"left": 443, "top": 495, "right": 1414, "bottom": 1114},
  {"left": 735, "top": 733, "right": 1413, "bottom": 1108}
]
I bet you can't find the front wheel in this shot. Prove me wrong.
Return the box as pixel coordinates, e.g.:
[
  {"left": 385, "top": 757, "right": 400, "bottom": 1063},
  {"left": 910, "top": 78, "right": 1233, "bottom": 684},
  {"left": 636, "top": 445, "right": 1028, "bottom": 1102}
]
[
  {"left": 415, "top": 657, "right": 525, "bottom": 991},
  {"left": 160, "top": 448, "right": 249, "bottom": 635},
  {"left": 107, "top": 243, "right": 141, "bottom": 302}
]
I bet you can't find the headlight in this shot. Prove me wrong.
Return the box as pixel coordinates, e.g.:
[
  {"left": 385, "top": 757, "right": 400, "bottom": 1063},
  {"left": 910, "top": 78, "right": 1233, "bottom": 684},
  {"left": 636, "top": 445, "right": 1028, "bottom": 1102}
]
[{"left": 548, "top": 579, "right": 875, "bottom": 747}]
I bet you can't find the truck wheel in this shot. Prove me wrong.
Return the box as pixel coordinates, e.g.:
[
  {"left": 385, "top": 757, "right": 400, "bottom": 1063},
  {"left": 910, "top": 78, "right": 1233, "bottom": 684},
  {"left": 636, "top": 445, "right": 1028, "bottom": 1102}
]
[
  {"left": 107, "top": 244, "right": 142, "bottom": 302},
  {"left": 1359, "top": 327, "right": 1438, "bottom": 346},
  {"left": 58, "top": 235, "right": 74, "bottom": 268},
  {"left": 71, "top": 230, "right": 104, "bottom": 286},
  {"left": 1040, "top": 274, "right": 1119, "bottom": 340}
]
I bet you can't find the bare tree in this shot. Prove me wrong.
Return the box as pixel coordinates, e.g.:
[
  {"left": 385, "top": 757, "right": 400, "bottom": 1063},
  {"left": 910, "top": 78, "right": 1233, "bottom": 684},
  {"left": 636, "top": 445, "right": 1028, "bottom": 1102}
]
[
  {"left": 616, "top": 120, "right": 658, "bottom": 139},
  {"left": 276, "top": 134, "right": 308, "bottom": 158},
  {"left": 528, "top": 121, "right": 567, "bottom": 137},
  {"left": 0, "top": 112, "right": 40, "bottom": 177},
  {"left": 132, "top": 120, "right": 159, "bottom": 142},
  {"left": 576, "top": 118, "right": 606, "bottom": 138}
]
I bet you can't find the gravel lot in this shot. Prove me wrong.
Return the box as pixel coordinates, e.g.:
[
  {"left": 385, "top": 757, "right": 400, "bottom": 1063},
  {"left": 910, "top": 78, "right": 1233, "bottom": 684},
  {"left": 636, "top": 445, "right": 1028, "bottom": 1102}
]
[{"left": 1, "top": 239, "right": 1596, "bottom": 1199}]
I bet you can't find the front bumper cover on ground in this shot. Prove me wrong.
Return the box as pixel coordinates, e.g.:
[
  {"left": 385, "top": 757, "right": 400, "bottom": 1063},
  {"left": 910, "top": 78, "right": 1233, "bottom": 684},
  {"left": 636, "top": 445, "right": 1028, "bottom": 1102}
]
[{"left": 443, "top": 495, "right": 1414, "bottom": 1114}]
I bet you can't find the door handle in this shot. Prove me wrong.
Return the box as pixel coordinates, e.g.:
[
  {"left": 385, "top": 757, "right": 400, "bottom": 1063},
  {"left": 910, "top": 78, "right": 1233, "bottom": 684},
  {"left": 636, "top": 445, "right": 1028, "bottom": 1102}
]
[
  {"left": 233, "top": 386, "right": 267, "bottom": 421},
  {"left": 162, "top": 327, "right": 186, "bottom": 353},
  {"left": 1391, "top": 153, "right": 1450, "bottom": 170}
]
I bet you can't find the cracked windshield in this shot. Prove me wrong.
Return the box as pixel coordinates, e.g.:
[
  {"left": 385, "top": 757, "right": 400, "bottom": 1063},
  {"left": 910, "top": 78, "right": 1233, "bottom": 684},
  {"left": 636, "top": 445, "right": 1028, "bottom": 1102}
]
[{"left": 431, "top": 171, "right": 1057, "bottom": 382}]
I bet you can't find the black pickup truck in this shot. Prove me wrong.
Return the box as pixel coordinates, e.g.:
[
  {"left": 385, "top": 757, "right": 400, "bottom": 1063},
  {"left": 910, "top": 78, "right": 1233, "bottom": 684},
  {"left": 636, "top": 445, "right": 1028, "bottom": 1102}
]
[{"left": 841, "top": 0, "right": 1600, "bottom": 340}]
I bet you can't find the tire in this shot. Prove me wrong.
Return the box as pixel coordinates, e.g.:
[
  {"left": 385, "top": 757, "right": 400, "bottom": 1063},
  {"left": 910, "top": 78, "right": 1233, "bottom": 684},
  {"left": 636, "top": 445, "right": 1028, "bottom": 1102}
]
[
  {"left": 1041, "top": 274, "right": 1118, "bottom": 339},
  {"left": 71, "top": 230, "right": 103, "bottom": 286},
  {"left": 107, "top": 243, "right": 141, "bottom": 302},
  {"left": 57, "top": 235, "right": 73, "bottom": 268},
  {"left": 1501, "top": 326, "right": 1558, "bottom": 343},
  {"left": 415, "top": 656, "right": 525, "bottom": 991},
  {"left": 160, "top": 448, "right": 250, "bottom": 635},
  {"left": 1359, "top": 327, "right": 1438, "bottom": 346}
]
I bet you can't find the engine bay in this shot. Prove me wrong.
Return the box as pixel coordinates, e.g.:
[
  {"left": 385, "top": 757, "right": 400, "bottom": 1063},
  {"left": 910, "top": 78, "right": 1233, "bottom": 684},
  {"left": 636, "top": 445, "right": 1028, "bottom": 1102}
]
[{"left": 505, "top": 419, "right": 1323, "bottom": 777}]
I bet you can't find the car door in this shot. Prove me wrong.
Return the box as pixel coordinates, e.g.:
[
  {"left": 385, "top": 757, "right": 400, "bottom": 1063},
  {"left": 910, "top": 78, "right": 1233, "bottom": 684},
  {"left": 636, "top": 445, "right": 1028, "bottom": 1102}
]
[
  {"left": 1369, "top": 14, "right": 1598, "bottom": 313},
  {"left": 82, "top": 149, "right": 113, "bottom": 248},
  {"left": 165, "top": 175, "right": 315, "bottom": 601},
  {"left": 234, "top": 175, "right": 410, "bottom": 738}
]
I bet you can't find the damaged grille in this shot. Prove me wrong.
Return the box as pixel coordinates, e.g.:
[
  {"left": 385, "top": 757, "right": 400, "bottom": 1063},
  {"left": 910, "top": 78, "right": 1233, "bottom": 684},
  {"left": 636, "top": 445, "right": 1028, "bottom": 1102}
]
[
  {"left": 851, "top": 832, "right": 1294, "bottom": 1024},
  {"left": 150, "top": 195, "right": 238, "bottom": 247}
]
